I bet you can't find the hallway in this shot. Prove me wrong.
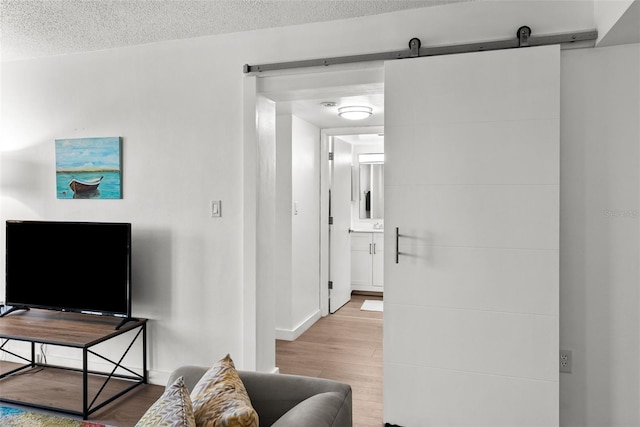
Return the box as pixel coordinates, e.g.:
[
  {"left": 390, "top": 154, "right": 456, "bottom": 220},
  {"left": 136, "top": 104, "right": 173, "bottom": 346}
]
[{"left": 276, "top": 293, "right": 383, "bottom": 427}]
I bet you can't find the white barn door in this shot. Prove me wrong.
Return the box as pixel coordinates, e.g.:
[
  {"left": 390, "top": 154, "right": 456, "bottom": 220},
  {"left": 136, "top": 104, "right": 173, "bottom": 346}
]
[{"left": 383, "top": 45, "right": 560, "bottom": 426}]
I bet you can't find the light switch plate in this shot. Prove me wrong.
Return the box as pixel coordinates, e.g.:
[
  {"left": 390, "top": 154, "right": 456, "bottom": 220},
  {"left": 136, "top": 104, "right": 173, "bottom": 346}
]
[{"left": 211, "top": 200, "right": 222, "bottom": 217}]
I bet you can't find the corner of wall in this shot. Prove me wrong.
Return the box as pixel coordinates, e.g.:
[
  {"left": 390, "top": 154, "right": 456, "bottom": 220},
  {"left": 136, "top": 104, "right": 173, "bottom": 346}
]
[
  {"left": 594, "top": 0, "right": 636, "bottom": 46},
  {"left": 275, "top": 309, "right": 321, "bottom": 341}
]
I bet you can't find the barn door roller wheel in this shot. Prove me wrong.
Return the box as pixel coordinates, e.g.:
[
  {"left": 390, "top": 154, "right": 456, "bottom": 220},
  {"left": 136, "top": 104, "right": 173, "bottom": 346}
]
[
  {"left": 409, "top": 38, "right": 421, "bottom": 57},
  {"left": 517, "top": 26, "right": 532, "bottom": 47}
]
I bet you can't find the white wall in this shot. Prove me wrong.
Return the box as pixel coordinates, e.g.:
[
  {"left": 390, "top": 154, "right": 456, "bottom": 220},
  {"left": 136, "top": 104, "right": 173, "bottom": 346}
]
[
  {"left": 275, "top": 113, "right": 294, "bottom": 333},
  {"left": 291, "top": 116, "right": 321, "bottom": 332},
  {"left": 594, "top": 0, "right": 635, "bottom": 45},
  {"left": 1, "top": 41, "right": 250, "bottom": 380},
  {"left": 560, "top": 43, "right": 640, "bottom": 427},
  {"left": 275, "top": 114, "right": 321, "bottom": 341},
  {"left": 253, "top": 94, "right": 277, "bottom": 373}
]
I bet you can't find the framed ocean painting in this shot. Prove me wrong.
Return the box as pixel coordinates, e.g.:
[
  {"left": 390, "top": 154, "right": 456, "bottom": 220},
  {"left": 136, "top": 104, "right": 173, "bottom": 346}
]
[{"left": 55, "top": 137, "right": 122, "bottom": 199}]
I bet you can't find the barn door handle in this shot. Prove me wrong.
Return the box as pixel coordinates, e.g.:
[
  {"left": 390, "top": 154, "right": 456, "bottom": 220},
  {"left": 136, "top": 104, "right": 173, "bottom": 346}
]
[{"left": 395, "top": 227, "right": 400, "bottom": 264}]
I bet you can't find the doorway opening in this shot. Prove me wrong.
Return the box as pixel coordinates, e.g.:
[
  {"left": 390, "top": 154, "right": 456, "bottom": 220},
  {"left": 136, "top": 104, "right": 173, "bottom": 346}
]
[
  {"left": 253, "top": 65, "right": 385, "bottom": 326},
  {"left": 246, "top": 65, "right": 386, "bottom": 423}
]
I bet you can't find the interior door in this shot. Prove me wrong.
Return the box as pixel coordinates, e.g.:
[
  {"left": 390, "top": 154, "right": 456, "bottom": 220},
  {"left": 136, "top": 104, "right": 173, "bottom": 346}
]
[
  {"left": 383, "top": 45, "right": 560, "bottom": 426},
  {"left": 329, "top": 137, "right": 352, "bottom": 313}
]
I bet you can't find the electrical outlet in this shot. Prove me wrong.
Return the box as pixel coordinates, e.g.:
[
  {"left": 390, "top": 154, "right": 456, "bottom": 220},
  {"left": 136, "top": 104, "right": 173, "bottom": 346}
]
[{"left": 560, "top": 349, "right": 572, "bottom": 373}]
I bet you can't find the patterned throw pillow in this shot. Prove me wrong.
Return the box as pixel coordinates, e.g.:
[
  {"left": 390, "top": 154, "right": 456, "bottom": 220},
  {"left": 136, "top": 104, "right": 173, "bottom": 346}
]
[
  {"left": 190, "top": 354, "right": 259, "bottom": 427},
  {"left": 136, "top": 376, "right": 196, "bottom": 427}
]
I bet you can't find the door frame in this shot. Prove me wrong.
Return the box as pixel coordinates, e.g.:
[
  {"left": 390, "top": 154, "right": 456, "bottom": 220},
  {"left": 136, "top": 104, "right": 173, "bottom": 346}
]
[
  {"left": 243, "top": 66, "right": 383, "bottom": 371},
  {"left": 323, "top": 126, "right": 385, "bottom": 314}
]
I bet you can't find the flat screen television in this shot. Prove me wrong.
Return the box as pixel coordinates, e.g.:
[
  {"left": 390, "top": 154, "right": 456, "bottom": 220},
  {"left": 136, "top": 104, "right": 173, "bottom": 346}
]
[{"left": 3, "top": 220, "right": 132, "bottom": 321}]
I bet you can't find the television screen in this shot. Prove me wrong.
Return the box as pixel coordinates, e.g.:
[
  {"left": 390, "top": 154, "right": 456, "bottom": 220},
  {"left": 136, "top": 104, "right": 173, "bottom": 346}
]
[{"left": 4, "top": 220, "right": 131, "bottom": 318}]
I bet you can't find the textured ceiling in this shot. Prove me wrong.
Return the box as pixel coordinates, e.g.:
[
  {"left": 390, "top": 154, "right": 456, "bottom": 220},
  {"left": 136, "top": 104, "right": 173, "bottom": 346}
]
[{"left": 0, "top": 0, "right": 472, "bottom": 62}]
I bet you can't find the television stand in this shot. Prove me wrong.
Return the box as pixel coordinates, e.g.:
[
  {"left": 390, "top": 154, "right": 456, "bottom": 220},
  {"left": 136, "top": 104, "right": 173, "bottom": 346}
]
[
  {"left": 0, "top": 304, "right": 30, "bottom": 317},
  {"left": 0, "top": 309, "right": 147, "bottom": 419}
]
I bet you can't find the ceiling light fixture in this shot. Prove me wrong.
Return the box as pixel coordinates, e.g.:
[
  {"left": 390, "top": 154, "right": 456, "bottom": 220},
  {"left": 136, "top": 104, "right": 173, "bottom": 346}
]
[{"left": 338, "top": 106, "right": 372, "bottom": 120}]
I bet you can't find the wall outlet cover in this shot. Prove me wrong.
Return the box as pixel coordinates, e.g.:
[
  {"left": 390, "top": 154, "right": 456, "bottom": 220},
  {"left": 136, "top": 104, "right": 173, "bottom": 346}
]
[{"left": 560, "top": 349, "right": 572, "bottom": 373}]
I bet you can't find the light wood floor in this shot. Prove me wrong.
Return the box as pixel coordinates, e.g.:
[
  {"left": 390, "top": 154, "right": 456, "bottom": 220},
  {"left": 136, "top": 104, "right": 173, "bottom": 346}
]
[
  {"left": 0, "top": 293, "right": 383, "bottom": 426},
  {"left": 276, "top": 293, "right": 384, "bottom": 427}
]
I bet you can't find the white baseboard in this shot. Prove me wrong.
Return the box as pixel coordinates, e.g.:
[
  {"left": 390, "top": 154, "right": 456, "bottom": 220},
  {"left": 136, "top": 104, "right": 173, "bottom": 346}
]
[
  {"left": 149, "top": 369, "right": 172, "bottom": 386},
  {"left": 275, "top": 309, "right": 321, "bottom": 341}
]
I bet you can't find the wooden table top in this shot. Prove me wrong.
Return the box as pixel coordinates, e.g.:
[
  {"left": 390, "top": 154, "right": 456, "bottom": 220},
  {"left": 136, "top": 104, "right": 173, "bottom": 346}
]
[{"left": 0, "top": 309, "right": 146, "bottom": 348}]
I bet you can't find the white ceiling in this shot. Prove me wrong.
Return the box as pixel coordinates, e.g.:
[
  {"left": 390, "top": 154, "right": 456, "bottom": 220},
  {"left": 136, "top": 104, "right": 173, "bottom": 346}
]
[
  {"left": 0, "top": 0, "right": 472, "bottom": 62},
  {"left": 284, "top": 93, "right": 385, "bottom": 130}
]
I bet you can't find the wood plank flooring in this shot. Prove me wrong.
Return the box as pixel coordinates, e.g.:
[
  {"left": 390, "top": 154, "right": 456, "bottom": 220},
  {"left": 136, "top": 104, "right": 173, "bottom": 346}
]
[
  {"left": 0, "top": 362, "right": 164, "bottom": 426},
  {"left": 276, "top": 293, "right": 383, "bottom": 427}
]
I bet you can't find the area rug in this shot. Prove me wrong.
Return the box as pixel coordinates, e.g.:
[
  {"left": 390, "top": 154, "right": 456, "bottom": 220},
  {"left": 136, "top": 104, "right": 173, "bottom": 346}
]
[
  {"left": 360, "top": 299, "right": 383, "bottom": 312},
  {"left": 0, "top": 405, "right": 115, "bottom": 427}
]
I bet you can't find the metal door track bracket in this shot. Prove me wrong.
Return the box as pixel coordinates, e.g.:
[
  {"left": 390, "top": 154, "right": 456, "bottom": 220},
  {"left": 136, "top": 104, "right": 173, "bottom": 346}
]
[
  {"left": 409, "top": 38, "right": 421, "bottom": 57},
  {"left": 518, "top": 26, "right": 532, "bottom": 47}
]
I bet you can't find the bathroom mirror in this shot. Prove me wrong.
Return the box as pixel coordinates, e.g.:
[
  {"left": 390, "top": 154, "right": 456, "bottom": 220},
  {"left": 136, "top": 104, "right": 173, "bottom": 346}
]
[{"left": 359, "top": 154, "right": 384, "bottom": 219}]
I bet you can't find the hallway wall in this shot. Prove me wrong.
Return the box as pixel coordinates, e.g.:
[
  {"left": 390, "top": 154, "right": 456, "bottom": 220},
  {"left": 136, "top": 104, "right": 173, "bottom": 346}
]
[{"left": 275, "top": 114, "right": 321, "bottom": 340}]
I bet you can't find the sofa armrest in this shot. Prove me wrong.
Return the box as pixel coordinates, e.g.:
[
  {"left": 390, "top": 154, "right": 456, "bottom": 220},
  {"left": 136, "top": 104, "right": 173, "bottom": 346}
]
[
  {"left": 166, "top": 366, "right": 352, "bottom": 426},
  {"left": 270, "top": 390, "right": 352, "bottom": 427},
  {"left": 238, "top": 371, "right": 352, "bottom": 426}
]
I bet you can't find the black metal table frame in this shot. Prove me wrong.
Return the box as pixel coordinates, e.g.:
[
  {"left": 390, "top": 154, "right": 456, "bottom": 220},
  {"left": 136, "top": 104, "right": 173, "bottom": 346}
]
[{"left": 0, "top": 321, "right": 147, "bottom": 419}]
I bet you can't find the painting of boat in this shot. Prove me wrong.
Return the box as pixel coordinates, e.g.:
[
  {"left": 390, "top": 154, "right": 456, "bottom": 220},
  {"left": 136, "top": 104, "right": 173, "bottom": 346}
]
[
  {"left": 69, "top": 176, "right": 103, "bottom": 194},
  {"left": 55, "top": 137, "right": 122, "bottom": 199}
]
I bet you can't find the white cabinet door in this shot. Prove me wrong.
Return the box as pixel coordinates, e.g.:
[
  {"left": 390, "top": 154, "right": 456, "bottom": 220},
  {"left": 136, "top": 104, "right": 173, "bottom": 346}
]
[
  {"left": 372, "top": 233, "right": 384, "bottom": 288},
  {"left": 350, "top": 233, "right": 373, "bottom": 288},
  {"left": 384, "top": 46, "right": 560, "bottom": 426},
  {"left": 351, "top": 232, "right": 384, "bottom": 291}
]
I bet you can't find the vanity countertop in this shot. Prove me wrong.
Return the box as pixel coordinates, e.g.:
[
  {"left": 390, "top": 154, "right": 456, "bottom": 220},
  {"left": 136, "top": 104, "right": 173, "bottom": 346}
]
[{"left": 350, "top": 228, "right": 384, "bottom": 233}]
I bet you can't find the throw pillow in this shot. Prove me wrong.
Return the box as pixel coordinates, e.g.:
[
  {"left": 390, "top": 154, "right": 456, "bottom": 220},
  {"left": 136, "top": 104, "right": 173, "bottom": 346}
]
[
  {"left": 136, "top": 376, "right": 196, "bottom": 427},
  {"left": 190, "top": 354, "right": 259, "bottom": 427}
]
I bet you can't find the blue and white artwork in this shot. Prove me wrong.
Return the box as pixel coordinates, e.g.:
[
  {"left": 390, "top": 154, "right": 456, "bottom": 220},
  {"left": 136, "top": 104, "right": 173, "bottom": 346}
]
[{"left": 55, "top": 137, "right": 122, "bottom": 199}]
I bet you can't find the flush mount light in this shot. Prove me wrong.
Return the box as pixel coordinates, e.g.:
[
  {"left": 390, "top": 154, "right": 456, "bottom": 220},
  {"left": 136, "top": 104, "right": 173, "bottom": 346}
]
[{"left": 338, "top": 106, "right": 372, "bottom": 120}]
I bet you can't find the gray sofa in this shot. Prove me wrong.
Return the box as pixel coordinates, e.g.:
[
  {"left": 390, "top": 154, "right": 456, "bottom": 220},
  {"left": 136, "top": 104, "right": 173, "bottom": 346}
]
[{"left": 167, "top": 366, "right": 352, "bottom": 427}]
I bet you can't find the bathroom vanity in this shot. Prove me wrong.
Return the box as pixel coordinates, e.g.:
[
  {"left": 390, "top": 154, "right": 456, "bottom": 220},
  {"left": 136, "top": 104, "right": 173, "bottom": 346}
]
[{"left": 350, "top": 230, "right": 384, "bottom": 292}]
